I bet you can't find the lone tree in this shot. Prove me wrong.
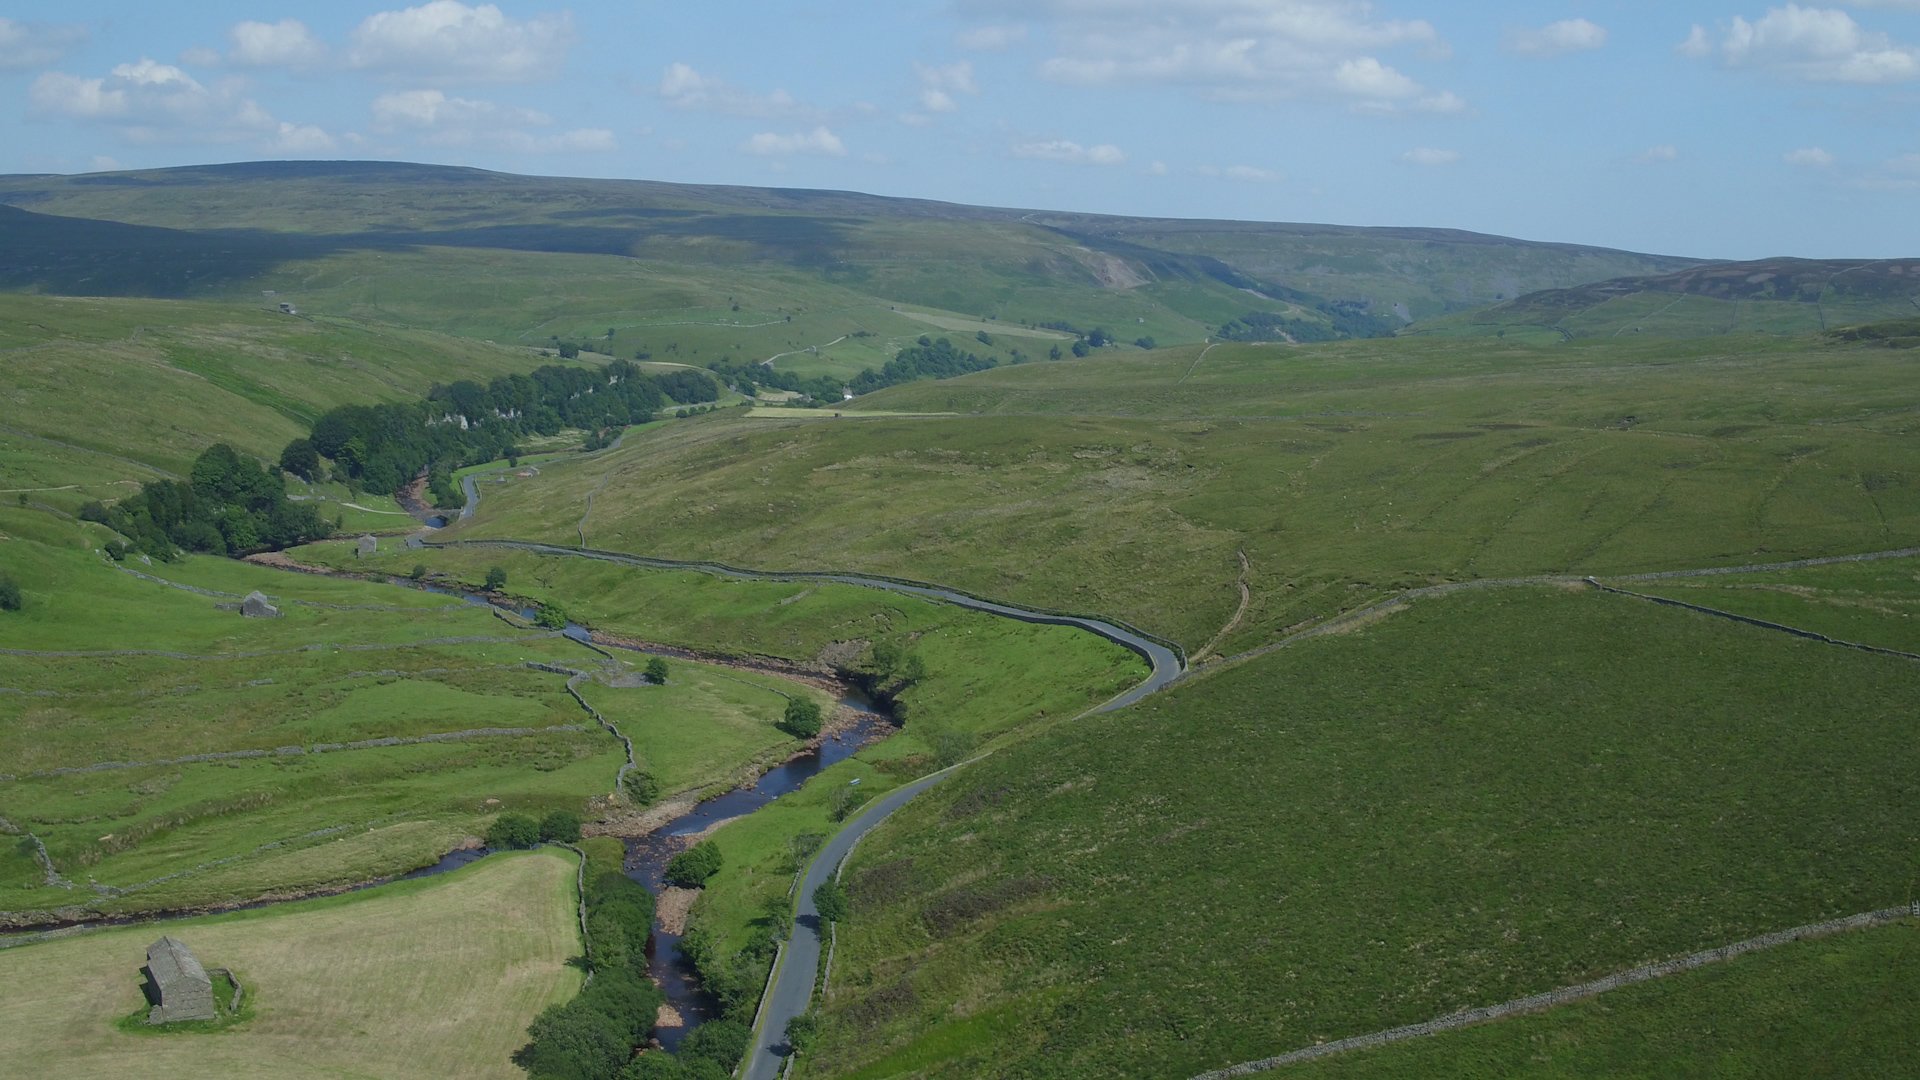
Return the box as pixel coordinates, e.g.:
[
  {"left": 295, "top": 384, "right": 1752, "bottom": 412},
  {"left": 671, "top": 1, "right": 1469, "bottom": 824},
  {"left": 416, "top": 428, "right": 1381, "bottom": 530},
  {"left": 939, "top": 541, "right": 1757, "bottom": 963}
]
[
  {"left": 484, "top": 566, "right": 508, "bottom": 592},
  {"left": 644, "top": 657, "right": 669, "bottom": 685},
  {"left": 780, "top": 696, "right": 823, "bottom": 739},
  {"left": 664, "top": 840, "right": 723, "bottom": 887},
  {"left": 623, "top": 769, "right": 660, "bottom": 806},
  {"left": 813, "top": 879, "right": 849, "bottom": 924},
  {"left": 0, "top": 573, "right": 21, "bottom": 612},
  {"left": 485, "top": 812, "right": 540, "bottom": 850},
  {"left": 540, "top": 810, "right": 583, "bottom": 843}
]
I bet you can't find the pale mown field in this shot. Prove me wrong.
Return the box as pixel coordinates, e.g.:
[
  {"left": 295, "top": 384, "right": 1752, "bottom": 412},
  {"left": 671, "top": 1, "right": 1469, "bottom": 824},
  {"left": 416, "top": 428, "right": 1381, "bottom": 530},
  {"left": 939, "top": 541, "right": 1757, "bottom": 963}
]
[{"left": 0, "top": 849, "right": 580, "bottom": 1079}]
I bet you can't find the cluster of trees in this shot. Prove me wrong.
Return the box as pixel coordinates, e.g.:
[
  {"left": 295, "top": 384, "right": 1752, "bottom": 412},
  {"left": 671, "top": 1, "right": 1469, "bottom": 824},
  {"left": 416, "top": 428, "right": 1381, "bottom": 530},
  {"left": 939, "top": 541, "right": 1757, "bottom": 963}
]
[
  {"left": 289, "top": 360, "right": 719, "bottom": 497},
  {"left": 83, "top": 444, "right": 331, "bottom": 560},
  {"left": 484, "top": 809, "right": 583, "bottom": 849},
  {"left": 845, "top": 338, "right": 995, "bottom": 396},
  {"left": 618, "top": 1020, "right": 751, "bottom": 1080},
  {"left": 702, "top": 358, "right": 842, "bottom": 404},
  {"left": 1215, "top": 302, "right": 1398, "bottom": 344},
  {"left": 512, "top": 848, "right": 664, "bottom": 1080},
  {"left": 705, "top": 336, "right": 999, "bottom": 404}
]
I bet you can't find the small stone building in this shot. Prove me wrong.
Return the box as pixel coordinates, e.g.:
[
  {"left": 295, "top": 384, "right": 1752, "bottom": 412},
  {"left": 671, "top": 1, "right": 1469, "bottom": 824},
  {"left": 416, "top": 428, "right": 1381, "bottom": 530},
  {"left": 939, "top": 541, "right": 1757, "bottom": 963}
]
[
  {"left": 145, "top": 936, "right": 216, "bottom": 1024},
  {"left": 357, "top": 534, "right": 378, "bottom": 558},
  {"left": 240, "top": 591, "right": 281, "bottom": 618}
]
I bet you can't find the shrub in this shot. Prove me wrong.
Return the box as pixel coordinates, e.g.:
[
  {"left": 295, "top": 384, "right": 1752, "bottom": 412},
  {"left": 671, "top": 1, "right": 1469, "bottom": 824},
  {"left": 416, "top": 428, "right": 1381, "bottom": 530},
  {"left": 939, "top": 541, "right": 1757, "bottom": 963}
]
[
  {"left": 623, "top": 769, "right": 660, "bottom": 806},
  {"left": 786, "top": 1010, "right": 823, "bottom": 1055},
  {"left": 484, "top": 566, "right": 507, "bottom": 591},
  {"left": 813, "top": 879, "right": 850, "bottom": 924},
  {"left": 0, "top": 574, "right": 21, "bottom": 612},
  {"left": 540, "top": 810, "right": 583, "bottom": 843},
  {"left": 664, "top": 840, "right": 723, "bottom": 888},
  {"left": 645, "top": 657, "right": 669, "bottom": 685},
  {"left": 621, "top": 1053, "right": 690, "bottom": 1079},
  {"left": 484, "top": 812, "right": 540, "bottom": 850},
  {"left": 779, "top": 696, "right": 823, "bottom": 739},
  {"left": 409, "top": 563, "right": 428, "bottom": 580},
  {"left": 830, "top": 785, "right": 873, "bottom": 822},
  {"left": 535, "top": 603, "right": 569, "bottom": 629},
  {"left": 679, "top": 1020, "right": 751, "bottom": 1076}
]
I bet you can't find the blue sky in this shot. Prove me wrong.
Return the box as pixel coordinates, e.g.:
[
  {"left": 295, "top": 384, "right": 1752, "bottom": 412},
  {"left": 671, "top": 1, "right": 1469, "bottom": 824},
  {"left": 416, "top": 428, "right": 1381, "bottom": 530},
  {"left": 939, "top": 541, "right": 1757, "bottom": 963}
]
[{"left": 3, "top": 1, "right": 1918, "bottom": 258}]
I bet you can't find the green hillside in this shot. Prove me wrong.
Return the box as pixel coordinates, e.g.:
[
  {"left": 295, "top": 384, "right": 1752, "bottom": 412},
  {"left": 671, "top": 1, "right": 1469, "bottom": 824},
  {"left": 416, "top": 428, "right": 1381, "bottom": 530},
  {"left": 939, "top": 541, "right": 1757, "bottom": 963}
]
[
  {"left": 454, "top": 331, "right": 1920, "bottom": 654},
  {"left": 0, "top": 161, "right": 1693, "bottom": 349},
  {"left": 1408, "top": 257, "right": 1920, "bottom": 341},
  {"left": 0, "top": 292, "right": 587, "bottom": 496}
]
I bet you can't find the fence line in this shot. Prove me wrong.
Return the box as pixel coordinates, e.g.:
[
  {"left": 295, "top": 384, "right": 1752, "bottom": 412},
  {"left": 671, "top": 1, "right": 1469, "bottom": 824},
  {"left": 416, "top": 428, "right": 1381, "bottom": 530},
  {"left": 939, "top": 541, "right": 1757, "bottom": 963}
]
[
  {"left": 1190, "top": 902, "right": 1920, "bottom": 1078},
  {"left": 1587, "top": 580, "right": 1920, "bottom": 661},
  {"left": 0, "top": 725, "right": 588, "bottom": 783}
]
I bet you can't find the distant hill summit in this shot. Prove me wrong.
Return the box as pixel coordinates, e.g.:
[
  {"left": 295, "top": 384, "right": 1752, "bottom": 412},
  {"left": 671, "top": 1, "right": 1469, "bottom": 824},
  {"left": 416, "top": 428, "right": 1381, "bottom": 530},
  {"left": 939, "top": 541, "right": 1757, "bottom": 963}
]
[
  {"left": 0, "top": 160, "right": 1694, "bottom": 343},
  {"left": 1408, "top": 257, "right": 1920, "bottom": 342}
]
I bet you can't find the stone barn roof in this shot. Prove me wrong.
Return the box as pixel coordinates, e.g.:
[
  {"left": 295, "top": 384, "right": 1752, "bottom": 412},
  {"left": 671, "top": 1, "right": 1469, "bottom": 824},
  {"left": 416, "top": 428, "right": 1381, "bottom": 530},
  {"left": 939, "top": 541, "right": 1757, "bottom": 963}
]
[
  {"left": 145, "top": 936, "right": 216, "bottom": 1024},
  {"left": 241, "top": 591, "right": 281, "bottom": 618}
]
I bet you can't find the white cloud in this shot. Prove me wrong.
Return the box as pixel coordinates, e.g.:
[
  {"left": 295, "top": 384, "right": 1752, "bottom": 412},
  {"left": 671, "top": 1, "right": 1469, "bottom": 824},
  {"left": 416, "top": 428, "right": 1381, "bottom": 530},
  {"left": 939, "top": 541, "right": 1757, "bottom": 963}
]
[
  {"left": 1012, "top": 138, "right": 1126, "bottom": 165},
  {"left": 1196, "top": 163, "right": 1286, "bottom": 182},
  {"left": 1859, "top": 152, "right": 1920, "bottom": 189},
  {"left": 29, "top": 59, "right": 277, "bottom": 144},
  {"left": 371, "top": 88, "right": 612, "bottom": 153},
  {"left": 1784, "top": 145, "right": 1835, "bottom": 165},
  {"left": 1635, "top": 144, "right": 1681, "bottom": 163},
  {"left": 349, "top": 1, "right": 573, "bottom": 83},
  {"left": 268, "top": 121, "right": 338, "bottom": 153},
  {"left": 1703, "top": 5, "right": 1920, "bottom": 83},
  {"left": 1402, "top": 147, "right": 1460, "bottom": 166},
  {"left": 1678, "top": 25, "right": 1714, "bottom": 57},
  {"left": 659, "top": 62, "right": 819, "bottom": 119},
  {"left": 0, "top": 17, "right": 88, "bottom": 70},
  {"left": 1505, "top": 18, "right": 1608, "bottom": 57},
  {"left": 958, "top": 23, "right": 1027, "bottom": 50},
  {"left": 741, "top": 127, "right": 847, "bottom": 156},
  {"left": 230, "top": 19, "right": 328, "bottom": 68},
  {"left": 1147, "top": 160, "right": 1169, "bottom": 176},
  {"left": 972, "top": 0, "right": 1458, "bottom": 113},
  {"left": 915, "top": 61, "right": 978, "bottom": 113}
]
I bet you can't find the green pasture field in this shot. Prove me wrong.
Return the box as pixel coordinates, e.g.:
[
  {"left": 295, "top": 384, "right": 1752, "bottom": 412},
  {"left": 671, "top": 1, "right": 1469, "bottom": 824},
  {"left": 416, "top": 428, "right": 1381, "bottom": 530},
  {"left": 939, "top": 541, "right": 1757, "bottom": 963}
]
[
  {"left": 1620, "top": 555, "right": 1920, "bottom": 654},
  {"left": 287, "top": 540, "right": 1146, "bottom": 751},
  {"left": 0, "top": 849, "right": 582, "bottom": 1079},
  {"left": 0, "top": 293, "right": 580, "bottom": 477},
  {"left": 289, "top": 479, "right": 419, "bottom": 534},
  {"left": 447, "top": 330, "right": 1920, "bottom": 656},
  {"left": 810, "top": 586, "right": 1920, "bottom": 1079},
  {"left": 0, "top": 513, "right": 625, "bottom": 919},
  {"left": 575, "top": 658, "right": 831, "bottom": 799},
  {"left": 1287, "top": 919, "right": 1920, "bottom": 1079}
]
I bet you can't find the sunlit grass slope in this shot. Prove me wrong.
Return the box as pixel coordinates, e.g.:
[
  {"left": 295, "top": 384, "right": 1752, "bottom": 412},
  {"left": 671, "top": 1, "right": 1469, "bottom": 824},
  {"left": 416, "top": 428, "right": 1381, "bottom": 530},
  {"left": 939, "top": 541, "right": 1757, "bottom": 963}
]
[
  {"left": 812, "top": 586, "right": 1920, "bottom": 1079},
  {"left": 455, "top": 333, "right": 1920, "bottom": 654}
]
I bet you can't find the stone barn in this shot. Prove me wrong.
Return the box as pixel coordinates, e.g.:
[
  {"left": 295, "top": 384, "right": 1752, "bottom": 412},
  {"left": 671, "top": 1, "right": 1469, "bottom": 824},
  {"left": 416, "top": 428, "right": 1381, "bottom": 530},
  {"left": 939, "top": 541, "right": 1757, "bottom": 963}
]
[
  {"left": 357, "top": 534, "right": 378, "bottom": 558},
  {"left": 144, "top": 936, "right": 216, "bottom": 1023},
  {"left": 240, "top": 591, "right": 281, "bottom": 618}
]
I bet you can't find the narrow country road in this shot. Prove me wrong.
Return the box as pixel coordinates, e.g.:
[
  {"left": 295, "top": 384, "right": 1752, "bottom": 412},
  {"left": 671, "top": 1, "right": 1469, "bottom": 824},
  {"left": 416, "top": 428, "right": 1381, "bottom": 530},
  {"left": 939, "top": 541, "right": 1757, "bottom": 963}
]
[
  {"left": 742, "top": 765, "right": 960, "bottom": 1080},
  {"left": 425, "top": 539, "right": 1186, "bottom": 702}
]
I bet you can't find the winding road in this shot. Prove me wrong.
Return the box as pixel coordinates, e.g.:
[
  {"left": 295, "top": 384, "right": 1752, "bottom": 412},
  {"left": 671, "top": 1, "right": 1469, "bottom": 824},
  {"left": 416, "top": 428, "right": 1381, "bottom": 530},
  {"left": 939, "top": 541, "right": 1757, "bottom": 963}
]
[
  {"left": 408, "top": 532, "right": 1184, "bottom": 1077},
  {"left": 426, "top": 455, "right": 1920, "bottom": 1078},
  {"left": 423, "top": 538, "right": 1185, "bottom": 705}
]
